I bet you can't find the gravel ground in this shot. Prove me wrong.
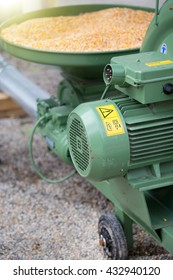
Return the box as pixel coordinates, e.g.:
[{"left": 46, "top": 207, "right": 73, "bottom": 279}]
[{"left": 0, "top": 51, "right": 173, "bottom": 260}]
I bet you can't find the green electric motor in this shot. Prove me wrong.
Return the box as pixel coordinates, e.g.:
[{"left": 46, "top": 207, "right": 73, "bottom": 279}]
[{"left": 67, "top": 96, "right": 173, "bottom": 182}]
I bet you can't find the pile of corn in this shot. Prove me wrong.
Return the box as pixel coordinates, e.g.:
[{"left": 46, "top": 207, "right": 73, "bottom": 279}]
[{"left": 0, "top": 8, "right": 154, "bottom": 52}]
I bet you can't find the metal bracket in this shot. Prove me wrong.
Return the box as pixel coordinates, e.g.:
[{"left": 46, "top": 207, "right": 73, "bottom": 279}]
[{"left": 155, "top": 0, "right": 160, "bottom": 25}]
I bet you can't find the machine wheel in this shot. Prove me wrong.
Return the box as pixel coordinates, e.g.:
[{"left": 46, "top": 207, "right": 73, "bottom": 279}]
[{"left": 98, "top": 214, "right": 128, "bottom": 260}]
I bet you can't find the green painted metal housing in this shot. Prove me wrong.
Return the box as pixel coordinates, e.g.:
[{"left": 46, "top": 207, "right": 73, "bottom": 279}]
[
  {"left": 141, "top": 0, "right": 173, "bottom": 56},
  {"left": 66, "top": 0, "right": 173, "bottom": 255},
  {"left": 67, "top": 97, "right": 173, "bottom": 187},
  {"left": 104, "top": 52, "right": 173, "bottom": 104},
  {"left": 67, "top": 99, "right": 130, "bottom": 181}
]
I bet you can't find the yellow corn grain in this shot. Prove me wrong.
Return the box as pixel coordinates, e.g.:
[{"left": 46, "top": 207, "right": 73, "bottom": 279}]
[{"left": 0, "top": 8, "right": 154, "bottom": 52}]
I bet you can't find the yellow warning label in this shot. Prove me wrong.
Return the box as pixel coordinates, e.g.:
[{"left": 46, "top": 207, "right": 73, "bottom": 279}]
[
  {"left": 146, "top": 60, "right": 173, "bottom": 67},
  {"left": 96, "top": 104, "right": 125, "bottom": 136}
]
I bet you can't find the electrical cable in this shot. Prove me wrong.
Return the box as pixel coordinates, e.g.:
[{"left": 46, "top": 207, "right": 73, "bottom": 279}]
[
  {"left": 29, "top": 114, "right": 76, "bottom": 183},
  {"left": 100, "top": 85, "right": 110, "bottom": 100}
]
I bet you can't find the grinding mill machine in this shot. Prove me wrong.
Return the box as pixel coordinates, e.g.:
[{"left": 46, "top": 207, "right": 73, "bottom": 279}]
[{"left": 1, "top": 1, "right": 173, "bottom": 259}]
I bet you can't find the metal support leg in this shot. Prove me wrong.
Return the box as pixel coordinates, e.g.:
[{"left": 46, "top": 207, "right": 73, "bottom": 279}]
[{"left": 115, "top": 206, "right": 133, "bottom": 249}]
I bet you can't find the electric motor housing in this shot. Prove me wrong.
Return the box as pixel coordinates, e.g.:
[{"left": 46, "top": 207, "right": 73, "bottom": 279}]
[
  {"left": 67, "top": 97, "right": 173, "bottom": 182},
  {"left": 67, "top": 99, "right": 130, "bottom": 181}
]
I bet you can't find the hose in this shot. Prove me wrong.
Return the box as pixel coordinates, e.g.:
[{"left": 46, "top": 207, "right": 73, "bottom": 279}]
[{"left": 29, "top": 114, "right": 76, "bottom": 183}]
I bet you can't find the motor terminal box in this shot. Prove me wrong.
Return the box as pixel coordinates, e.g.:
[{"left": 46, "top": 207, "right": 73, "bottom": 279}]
[{"left": 105, "top": 51, "right": 173, "bottom": 104}]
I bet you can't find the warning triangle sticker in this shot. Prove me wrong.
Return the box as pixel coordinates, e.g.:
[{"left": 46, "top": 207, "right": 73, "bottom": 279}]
[{"left": 98, "top": 107, "right": 114, "bottom": 119}]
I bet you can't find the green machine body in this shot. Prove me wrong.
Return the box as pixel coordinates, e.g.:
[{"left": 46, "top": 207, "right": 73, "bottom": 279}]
[
  {"left": 67, "top": 0, "right": 173, "bottom": 186},
  {"left": 66, "top": 0, "right": 173, "bottom": 258},
  {"left": 34, "top": 0, "right": 173, "bottom": 258},
  {"left": 2, "top": 0, "right": 173, "bottom": 259}
]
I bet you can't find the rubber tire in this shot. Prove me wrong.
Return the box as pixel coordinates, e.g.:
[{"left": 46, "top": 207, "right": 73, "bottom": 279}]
[{"left": 98, "top": 213, "right": 128, "bottom": 260}]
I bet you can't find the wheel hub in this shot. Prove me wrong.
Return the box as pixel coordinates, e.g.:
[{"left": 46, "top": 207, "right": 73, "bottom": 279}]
[
  {"left": 99, "top": 230, "right": 112, "bottom": 258},
  {"left": 99, "top": 234, "right": 107, "bottom": 247}
]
